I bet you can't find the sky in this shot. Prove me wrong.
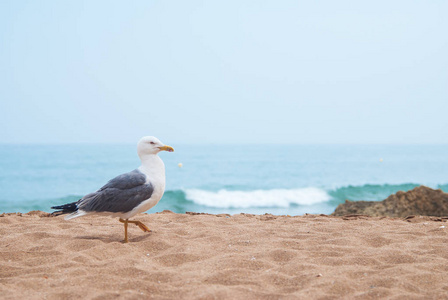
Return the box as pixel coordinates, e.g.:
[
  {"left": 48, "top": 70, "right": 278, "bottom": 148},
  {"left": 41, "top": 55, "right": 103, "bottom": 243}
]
[{"left": 0, "top": 1, "right": 447, "bottom": 144}]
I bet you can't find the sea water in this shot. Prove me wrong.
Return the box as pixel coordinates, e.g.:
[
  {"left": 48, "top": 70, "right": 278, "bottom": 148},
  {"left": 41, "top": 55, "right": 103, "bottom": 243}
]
[{"left": 0, "top": 144, "right": 447, "bottom": 215}]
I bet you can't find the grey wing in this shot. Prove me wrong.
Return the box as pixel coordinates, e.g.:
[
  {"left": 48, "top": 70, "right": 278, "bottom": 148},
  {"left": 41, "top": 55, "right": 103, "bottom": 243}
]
[
  {"left": 78, "top": 169, "right": 154, "bottom": 213},
  {"left": 98, "top": 169, "right": 147, "bottom": 191}
]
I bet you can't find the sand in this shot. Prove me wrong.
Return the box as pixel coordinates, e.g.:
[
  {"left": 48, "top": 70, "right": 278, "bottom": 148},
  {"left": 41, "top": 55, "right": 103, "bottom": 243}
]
[{"left": 1, "top": 211, "right": 448, "bottom": 299}]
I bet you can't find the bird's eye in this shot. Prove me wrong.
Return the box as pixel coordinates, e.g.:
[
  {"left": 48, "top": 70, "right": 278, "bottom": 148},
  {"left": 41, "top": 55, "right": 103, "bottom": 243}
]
[{"left": 150, "top": 141, "right": 155, "bottom": 145}]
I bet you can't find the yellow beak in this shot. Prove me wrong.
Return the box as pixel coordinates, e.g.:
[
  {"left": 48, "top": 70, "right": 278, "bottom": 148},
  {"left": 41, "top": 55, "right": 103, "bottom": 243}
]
[{"left": 158, "top": 145, "right": 174, "bottom": 152}]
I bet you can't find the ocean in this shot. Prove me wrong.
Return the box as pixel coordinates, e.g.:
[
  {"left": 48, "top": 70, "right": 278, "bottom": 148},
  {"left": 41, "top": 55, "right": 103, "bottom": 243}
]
[{"left": 0, "top": 144, "right": 447, "bottom": 215}]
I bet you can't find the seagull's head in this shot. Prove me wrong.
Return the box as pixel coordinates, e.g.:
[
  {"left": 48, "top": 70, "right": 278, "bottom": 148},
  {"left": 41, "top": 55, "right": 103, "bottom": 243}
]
[{"left": 137, "top": 136, "right": 174, "bottom": 157}]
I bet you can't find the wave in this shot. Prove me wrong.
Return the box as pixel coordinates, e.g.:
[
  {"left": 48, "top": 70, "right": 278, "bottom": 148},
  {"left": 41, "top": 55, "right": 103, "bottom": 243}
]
[
  {"left": 184, "top": 188, "right": 331, "bottom": 208},
  {"left": 165, "top": 183, "right": 448, "bottom": 209}
]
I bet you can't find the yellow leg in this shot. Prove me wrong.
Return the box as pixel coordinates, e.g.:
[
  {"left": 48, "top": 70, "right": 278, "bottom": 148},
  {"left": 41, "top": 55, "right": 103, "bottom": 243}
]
[
  {"left": 119, "top": 218, "right": 151, "bottom": 243},
  {"left": 119, "top": 218, "right": 129, "bottom": 243},
  {"left": 127, "top": 220, "right": 151, "bottom": 232}
]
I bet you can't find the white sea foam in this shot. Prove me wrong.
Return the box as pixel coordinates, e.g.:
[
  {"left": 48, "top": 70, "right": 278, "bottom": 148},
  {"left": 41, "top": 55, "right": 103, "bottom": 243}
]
[{"left": 184, "top": 187, "right": 331, "bottom": 208}]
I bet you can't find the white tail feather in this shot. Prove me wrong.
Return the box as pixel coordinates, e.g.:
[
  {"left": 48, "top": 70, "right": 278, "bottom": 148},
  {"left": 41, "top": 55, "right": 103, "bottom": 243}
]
[{"left": 64, "top": 210, "right": 87, "bottom": 220}]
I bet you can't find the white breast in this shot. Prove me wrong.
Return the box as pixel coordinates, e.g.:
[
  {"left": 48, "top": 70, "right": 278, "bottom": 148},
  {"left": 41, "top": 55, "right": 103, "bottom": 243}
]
[{"left": 119, "top": 155, "right": 166, "bottom": 219}]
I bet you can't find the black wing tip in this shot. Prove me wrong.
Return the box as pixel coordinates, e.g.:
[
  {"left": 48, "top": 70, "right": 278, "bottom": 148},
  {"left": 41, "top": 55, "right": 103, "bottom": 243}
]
[
  {"left": 51, "top": 202, "right": 78, "bottom": 213},
  {"left": 50, "top": 211, "right": 66, "bottom": 216},
  {"left": 51, "top": 205, "right": 64, "bottom": 210}
]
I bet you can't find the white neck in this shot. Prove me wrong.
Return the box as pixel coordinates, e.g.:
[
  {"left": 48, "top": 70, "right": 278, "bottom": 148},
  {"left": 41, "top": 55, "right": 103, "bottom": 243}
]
[{"left": 138, "top": 154, "right": 166, "bottom": 187}]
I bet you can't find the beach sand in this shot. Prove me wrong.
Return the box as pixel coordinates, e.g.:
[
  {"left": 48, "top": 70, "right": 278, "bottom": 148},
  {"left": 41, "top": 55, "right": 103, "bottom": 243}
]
[{"left": 1, "top": 211, "right": 447, "bottom": 299}]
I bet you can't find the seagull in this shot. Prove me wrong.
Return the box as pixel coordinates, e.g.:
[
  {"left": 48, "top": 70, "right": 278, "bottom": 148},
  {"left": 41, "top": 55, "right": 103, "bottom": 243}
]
[{"left": 51, "top": 136, "right": 174, "bottom": 243}]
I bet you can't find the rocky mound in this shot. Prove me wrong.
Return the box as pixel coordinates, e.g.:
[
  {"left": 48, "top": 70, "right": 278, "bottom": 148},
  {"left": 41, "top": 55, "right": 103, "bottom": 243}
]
[{"left": 332, "top": 186, "right": 448, "bottom": 217}]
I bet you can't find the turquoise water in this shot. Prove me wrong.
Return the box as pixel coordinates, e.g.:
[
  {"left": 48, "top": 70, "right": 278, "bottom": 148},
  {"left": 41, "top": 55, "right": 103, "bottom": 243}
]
[{"left": 0, "top": 144, "right": 447, "bottom": 215}]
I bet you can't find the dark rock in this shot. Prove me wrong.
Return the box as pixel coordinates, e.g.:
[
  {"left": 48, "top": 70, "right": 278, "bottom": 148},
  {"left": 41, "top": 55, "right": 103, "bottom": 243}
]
[{"left": 332, "top": 186, "right": 448, "bottom": 217}]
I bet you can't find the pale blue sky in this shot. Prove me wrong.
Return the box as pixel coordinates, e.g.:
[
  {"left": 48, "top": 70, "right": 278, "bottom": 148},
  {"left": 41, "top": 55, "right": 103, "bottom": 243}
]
[{"left": 1, "top": 1, "right": 447, "bottom": 144}]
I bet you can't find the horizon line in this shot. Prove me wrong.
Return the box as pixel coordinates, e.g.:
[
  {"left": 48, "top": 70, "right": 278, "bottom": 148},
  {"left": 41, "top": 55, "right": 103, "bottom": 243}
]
[{"left": 0, "top": 142, "right": 447, "bottom": 146}]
